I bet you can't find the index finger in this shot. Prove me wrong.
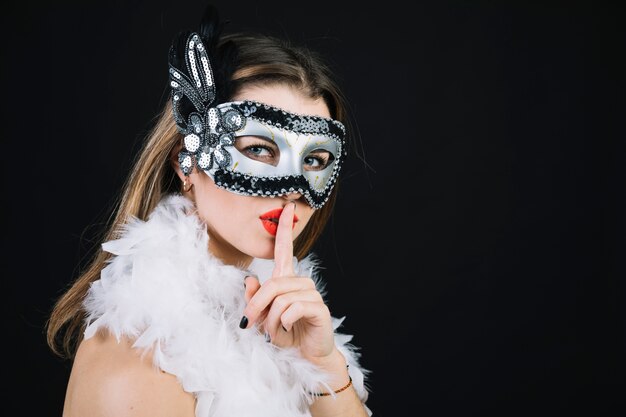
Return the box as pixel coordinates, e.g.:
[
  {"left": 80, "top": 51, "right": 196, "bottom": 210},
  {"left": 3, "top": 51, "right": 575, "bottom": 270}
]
[{"left": 272, "top": 201, "right": 296, "bottom": 277}]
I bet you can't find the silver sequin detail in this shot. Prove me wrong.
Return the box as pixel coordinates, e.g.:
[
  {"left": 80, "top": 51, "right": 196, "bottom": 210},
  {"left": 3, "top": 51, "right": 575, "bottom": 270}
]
[
  {"left": 184, "top": 134, "right": 201, "bottom": 153},
  {"left": 198, "top": 151, "right": 212, "bottom": 169},
  {"left": 208, "top": 108, "right": 219, "bottom": 129},
  {"left": 214, "top": 146, "right": 231, "bottom": 168}
]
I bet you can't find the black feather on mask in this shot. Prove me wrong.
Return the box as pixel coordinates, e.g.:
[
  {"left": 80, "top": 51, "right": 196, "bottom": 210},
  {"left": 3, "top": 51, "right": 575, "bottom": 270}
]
[{"left": 168, "top": 4, "right": 238, "bottom": 175}]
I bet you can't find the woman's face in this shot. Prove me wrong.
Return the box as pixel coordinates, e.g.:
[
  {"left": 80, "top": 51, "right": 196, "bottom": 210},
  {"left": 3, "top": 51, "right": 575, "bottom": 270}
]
[{"left": 178, "top": 83, "right": 331, "bottom": 267}]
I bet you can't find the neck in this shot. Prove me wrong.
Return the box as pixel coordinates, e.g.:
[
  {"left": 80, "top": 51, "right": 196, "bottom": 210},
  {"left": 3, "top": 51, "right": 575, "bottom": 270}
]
[{"left": 207, "top": 236, "right": 253, "bottom": 270}]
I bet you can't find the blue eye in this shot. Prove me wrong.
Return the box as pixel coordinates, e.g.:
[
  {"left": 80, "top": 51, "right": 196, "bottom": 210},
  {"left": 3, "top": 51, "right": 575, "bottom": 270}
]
[
  {"left": 246, "top": 146, "right": 272, "bottom": 156},
  {"left": 304, "top": 156, "right": 323, "bottom": 167},
  {"left": 235, "top": 136, "right": 279, "bottom": 167},
  {"left": 304, "top": 151, "right": 334, "bottom": 171}
]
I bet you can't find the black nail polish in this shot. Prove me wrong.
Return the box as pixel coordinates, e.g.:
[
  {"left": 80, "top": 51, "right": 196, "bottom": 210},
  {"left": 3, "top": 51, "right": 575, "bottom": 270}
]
[{"left": 239, "top": 316, "right": 248, "bottom": 329}]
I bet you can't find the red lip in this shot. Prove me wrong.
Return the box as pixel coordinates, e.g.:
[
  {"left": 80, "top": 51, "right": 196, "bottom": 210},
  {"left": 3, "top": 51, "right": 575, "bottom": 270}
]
[{"left": 259, "top": 208, "right": 299, "bottom": 236}]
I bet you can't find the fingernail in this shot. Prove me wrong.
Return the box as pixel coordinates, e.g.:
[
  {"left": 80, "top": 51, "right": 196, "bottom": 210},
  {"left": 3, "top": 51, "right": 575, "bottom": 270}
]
[
  {"left": 282, "top": 325, "right": 288, "bottom": 332},
  {"left": 243, "top": 274, "right": 256, "bottom": 288},
  {"left": 265, "top": 332, "right": 271, "bottom": 343},
  {"left": 239, "top": 316, "right": 248, "bottom": 329},
  {"left": 243, "top": 272, "right": 258, "bottom": 287}
]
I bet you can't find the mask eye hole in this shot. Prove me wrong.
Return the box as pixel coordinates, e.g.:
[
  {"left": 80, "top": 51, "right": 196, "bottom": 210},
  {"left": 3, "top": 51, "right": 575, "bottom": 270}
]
[
  {"left": 304, "top": 150, "right": 335, "bottom": 171},
  {"left": 234, "top": 136, "right": 279, "bottom": 167}
]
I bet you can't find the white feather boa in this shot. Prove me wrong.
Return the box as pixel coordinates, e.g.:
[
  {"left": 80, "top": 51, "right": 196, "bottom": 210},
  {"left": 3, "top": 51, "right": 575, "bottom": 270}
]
[{"left": 83, "top": 193, "right": 371, "bottom": 417}]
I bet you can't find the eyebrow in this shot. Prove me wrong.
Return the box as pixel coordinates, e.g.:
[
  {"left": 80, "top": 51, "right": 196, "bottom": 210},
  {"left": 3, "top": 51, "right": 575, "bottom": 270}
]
[{"left": 236, "top": 134, "right": 277, "bottom": 145}]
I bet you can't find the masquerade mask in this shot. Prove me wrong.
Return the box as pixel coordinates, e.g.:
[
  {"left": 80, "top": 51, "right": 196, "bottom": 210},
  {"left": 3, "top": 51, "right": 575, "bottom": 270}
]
[{"left": 169, "top": 32, "right": 346, "bottom": 209}]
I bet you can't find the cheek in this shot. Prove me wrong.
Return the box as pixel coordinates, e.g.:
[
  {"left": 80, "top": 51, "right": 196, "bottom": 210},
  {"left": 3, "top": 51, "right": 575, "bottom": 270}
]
[
  {"left": 194, "top": 179, "right": 243, "bottom": 227},
  {"left": 294, "top": 206, "right": 315, "bottom": 236}
]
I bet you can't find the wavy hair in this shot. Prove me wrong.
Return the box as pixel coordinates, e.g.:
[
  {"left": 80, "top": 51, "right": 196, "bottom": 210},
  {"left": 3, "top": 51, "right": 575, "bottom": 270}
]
[{"left": 46, "top": 32, "right": 354, "bottom": 359}]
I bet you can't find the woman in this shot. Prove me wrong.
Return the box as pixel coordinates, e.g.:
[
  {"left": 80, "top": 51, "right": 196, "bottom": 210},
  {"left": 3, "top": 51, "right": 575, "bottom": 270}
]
[{"left": 46, "top": 4, "right": 371, "bottom": 417}]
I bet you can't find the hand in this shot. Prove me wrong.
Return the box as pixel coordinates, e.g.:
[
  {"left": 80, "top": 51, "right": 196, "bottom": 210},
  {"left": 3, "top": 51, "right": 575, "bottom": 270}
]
[{"left": 241, "top": 202, "right": 336, "bottom": 363}]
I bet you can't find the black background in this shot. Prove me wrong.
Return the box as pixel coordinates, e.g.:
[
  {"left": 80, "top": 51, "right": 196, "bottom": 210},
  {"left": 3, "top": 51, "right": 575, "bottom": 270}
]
[{"left": 3, "top": 1, "right": 625, "bottom": 416}]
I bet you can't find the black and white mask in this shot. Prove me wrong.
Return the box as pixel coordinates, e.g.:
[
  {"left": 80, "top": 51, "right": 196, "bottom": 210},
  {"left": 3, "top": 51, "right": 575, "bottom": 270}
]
[{"left": 170, "top": 33, "right": 345, "bottom": 209}]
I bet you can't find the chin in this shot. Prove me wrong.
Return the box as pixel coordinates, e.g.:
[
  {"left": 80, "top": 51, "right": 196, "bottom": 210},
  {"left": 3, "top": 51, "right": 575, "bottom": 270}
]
[
  {"left": 253, "top": 252, "right": 275, "bottom": 260},
  {"left": 241, "top": 243, "right": 275, "bottom": 260}
]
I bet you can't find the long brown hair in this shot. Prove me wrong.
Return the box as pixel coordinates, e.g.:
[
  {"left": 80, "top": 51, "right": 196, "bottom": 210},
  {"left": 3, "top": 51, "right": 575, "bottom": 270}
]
[{"left": 46, "top": 32, "right": 353, "bottom": 359}]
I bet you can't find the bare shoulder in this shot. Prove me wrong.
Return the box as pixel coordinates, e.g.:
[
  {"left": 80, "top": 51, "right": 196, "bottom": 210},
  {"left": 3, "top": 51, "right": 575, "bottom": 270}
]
[{"left": 63, "top": 330, "right": 196, "bottom": 417}]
